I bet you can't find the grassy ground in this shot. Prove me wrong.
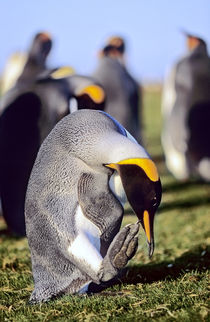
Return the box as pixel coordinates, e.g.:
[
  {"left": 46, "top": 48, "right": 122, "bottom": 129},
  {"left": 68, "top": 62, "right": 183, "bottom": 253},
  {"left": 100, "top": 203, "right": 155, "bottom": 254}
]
[{"left": 0, "top": 88, "right": 209, "bottom": 321}]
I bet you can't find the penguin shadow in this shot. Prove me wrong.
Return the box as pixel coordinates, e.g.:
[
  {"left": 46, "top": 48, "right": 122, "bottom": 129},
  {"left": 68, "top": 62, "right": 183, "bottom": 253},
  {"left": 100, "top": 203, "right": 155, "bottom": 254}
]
[
  {"left": 88, "top": 244, "right": 210, "bottom": 295},
  {"left": 162, "top": 179, "right": 210, "bottom": 193}
]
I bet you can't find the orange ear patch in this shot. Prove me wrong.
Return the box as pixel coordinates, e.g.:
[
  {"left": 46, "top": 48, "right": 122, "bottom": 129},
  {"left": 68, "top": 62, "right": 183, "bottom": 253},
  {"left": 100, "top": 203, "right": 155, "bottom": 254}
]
[
  {"left": 105, "top": 158, "right": 159, "bottom": 182},
  {"left": 187, "top": 37, "right": 200, "bottom": 50},
  {"left": 39, "top": 32, "right": 52, "bottom": 41},
  {"left": 77, "top": 85, "right": 105, "bottom": 104}
]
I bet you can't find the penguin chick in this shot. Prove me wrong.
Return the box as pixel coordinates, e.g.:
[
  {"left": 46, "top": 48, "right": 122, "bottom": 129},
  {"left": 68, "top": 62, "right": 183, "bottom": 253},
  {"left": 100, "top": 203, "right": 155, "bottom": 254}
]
[{"left": 25, "top": 109, "right": 162, "bottom": 303}]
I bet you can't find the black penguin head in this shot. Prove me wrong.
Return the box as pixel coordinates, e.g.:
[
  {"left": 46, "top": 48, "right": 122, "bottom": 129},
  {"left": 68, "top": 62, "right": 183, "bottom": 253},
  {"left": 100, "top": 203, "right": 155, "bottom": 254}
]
[
  {"left": 29, "top": 31, "right": 52, "bottom": 64},
  {"left": 181, "top": 30, "right": 207, "bottom": 52},
  {"left": 74, "top": 84, "right": 106, "bottom": 110},
  {"left": 106, "top": 158, "right": 162, "bottom": 258},
  {"left": 100, "top": 36, "right": 126, "bottom": 59},
  {"left": 107, "top": 36, "right": 126, "bottom": 54}
]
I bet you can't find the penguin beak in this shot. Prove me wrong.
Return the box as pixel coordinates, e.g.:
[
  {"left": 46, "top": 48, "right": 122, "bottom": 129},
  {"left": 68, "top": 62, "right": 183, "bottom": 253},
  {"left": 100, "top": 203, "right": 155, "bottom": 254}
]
[
  {"left": 105, "top": 158, "right": 162, "bottom": 258},
  {"left": 142, "top": 210, "right": 155, "bottom": 258}
]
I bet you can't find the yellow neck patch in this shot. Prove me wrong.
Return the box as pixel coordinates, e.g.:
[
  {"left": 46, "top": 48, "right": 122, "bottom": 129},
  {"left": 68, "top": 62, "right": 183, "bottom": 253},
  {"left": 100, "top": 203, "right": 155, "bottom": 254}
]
[
  {"left": 106, "top": 158, "right": 159, "bottom": 182},
  {"left": 51, "top": 66, "right": 75, "bottom": 79},
  {"left": 77, "top": 85, "right": 105, "bottom": 103}
]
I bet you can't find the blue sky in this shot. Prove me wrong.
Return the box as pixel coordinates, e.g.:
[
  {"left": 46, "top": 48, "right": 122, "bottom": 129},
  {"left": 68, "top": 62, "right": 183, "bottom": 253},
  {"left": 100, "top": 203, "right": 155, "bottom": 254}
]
[{"left": 1, "top": 0, "right": 210, "bottom": 82}]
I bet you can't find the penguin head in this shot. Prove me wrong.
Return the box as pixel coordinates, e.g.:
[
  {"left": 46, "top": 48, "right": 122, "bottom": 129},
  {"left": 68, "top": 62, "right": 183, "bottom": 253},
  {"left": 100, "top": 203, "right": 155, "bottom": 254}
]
[
  {"left": 74, "top": 84, "right": 106, "bottom": 110},
  {"left": 50, "top": 68, "right": 106, "bottom": 109},
  {"left": 187, "top": 35, "right": 206, "bottom": 52},
  {"left": 36, "top": 67, "right": 106, "bottom": 110},
  {"left": 100, "top": 36, "right": 126, "bottom": 62},
  {"left": 105, "top": 158, "right": 162, "bottom": 258},
  {"left": 182, "top": 31, "right": 207, "bottom": 52},
  {"left": 29, "top": 31, "right": 52, "bottom": 64}
]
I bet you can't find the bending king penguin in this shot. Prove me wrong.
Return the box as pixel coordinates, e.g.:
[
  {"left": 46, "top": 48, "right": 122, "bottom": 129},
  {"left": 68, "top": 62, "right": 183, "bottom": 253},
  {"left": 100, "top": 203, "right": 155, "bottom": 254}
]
[{"left": 25, "top": 109, "right": 162, "bottom": 303}]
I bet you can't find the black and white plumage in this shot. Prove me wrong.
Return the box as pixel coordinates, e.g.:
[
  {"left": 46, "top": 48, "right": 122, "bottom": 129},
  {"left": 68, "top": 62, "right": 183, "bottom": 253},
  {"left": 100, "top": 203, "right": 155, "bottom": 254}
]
[
  {"left": 0, "top": 67, "right": 106, "bottom": 236},
  {"left": 25, "top": 109, "right": 162, "bottom": 303},
  {"left": 92, "top": 37, "right": 142, "bottom": 143},
  {"left": 162, "top": 34, "right": 210, "bottom": 181}
]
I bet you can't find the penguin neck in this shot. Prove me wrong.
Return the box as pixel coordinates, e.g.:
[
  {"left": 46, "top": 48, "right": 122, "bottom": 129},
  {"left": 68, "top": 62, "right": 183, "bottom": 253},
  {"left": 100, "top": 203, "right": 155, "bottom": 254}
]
[
  {"left": 17, "top": 60, "right": 45, "bottom": 84},
  {"left": 108, "top": 171, "right": 127, "bottom": 207},
  {"left": 190, "top": 43, "right": 208, "bottom": 57}
]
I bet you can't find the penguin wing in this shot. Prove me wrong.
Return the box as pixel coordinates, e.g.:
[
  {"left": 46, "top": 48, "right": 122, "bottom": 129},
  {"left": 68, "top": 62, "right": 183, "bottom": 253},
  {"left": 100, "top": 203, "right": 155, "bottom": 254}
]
[
  {"left": 67, "top": 171, "right": 123, "bottom": 275},
  {"left": 66, "top": 171, "right": 123, "bottom": 283},
  {"left": 77, "top": 172, "right": 123, "bottom": 238}
]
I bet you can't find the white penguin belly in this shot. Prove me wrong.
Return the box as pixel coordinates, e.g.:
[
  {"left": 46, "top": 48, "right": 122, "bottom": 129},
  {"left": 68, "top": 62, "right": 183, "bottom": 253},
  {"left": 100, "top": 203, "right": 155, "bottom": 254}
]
[
  {"left": 68, "top": 205, "right": 102, "bottom": 272},
  {"left": 162, "top": 132, "right": 189, "bottom": 180}
]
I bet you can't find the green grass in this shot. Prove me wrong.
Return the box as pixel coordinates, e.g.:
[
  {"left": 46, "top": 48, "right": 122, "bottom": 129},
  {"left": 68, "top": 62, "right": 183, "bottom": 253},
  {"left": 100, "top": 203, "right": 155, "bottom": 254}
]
[{"left": 0, "top": 87, "right": 209, "bottom": 321}]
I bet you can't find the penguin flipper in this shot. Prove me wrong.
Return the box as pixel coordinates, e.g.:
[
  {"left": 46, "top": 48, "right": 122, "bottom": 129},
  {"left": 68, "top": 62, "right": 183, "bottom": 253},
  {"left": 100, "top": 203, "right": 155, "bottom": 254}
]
[
  {"left": 67, "top": 172, "right": 121, "bottom": 283},
  {"left": 77, "top": 172, "right": 123, "bottom": 236},
  {"left": 77, "top": 172, "right": 138, "bottom": 282}
]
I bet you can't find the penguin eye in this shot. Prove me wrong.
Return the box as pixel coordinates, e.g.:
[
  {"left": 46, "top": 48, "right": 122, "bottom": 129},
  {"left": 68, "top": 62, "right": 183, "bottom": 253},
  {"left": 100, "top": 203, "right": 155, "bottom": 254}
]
[{"left": 152, "top": 196, "right": 157, "bottom": 208}]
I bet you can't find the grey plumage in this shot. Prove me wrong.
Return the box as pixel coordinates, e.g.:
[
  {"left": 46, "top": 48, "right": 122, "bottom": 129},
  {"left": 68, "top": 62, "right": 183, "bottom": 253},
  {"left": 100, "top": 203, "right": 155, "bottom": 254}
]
[
  {"left": 25, "top": 109, "right": 161, "bottom": 303},
  {"left": 0, "top": 32, "right": 52, "bottom": 116},
  {"left": 0, "top": 32, "right": 52, "bottom": 96},
  {"left": 16, "top": 32, "right": 52, "bottom": 87},
  {"left": 162, "top": 35, "right": 210, "bottom": 181},
  {"left": 93, "top": 38, "right": 142, "bottom": 143}
]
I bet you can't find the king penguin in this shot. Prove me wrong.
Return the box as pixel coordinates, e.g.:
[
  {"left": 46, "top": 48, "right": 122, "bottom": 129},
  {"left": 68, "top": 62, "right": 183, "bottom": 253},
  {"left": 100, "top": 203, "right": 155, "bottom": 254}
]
[
  {"left": 161, "top": 32, "right": 210, "bottom": 181},
  {"left": 92, "top": 36, "right": 143, "bottom": 144},
  {"left": 0, "top": 66, "right": 106, "bottom": 236},
  {"left": 25, "top": 109, "right": 162, "bottom": 303}
]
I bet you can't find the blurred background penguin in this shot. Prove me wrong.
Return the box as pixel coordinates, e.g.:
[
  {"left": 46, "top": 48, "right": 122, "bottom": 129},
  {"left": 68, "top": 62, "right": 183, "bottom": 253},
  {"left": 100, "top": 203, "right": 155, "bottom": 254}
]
[
  {"left": 161, "top": 32, "right": 210, "bottom": 181},
  {"left": 0, "top": 31, "right": 106, "bottom": 236},
  {"left": 0, "top": 31, "right": 52, "bottom": 97},
  {"left": 92, "top": 36, "right": 143, "bottom": 144}
]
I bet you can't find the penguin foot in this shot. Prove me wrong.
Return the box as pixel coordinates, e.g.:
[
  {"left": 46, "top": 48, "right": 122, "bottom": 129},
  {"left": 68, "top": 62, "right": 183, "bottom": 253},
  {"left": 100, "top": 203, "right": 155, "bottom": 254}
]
[{"left": 99, "top": 223, "right": 139, "bottom": 282}]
